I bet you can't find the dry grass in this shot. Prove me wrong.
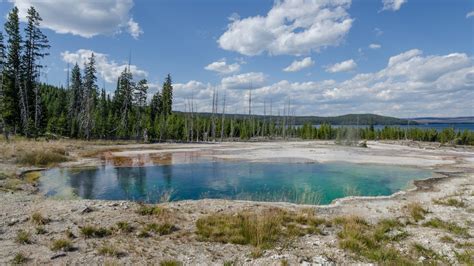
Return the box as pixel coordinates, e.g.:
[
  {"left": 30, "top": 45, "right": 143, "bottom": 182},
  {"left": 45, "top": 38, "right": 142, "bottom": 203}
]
[
  {"left": 404, "top": 202, "right": 428, "bottom": 222},
  {"left": 196, "top": 208, "right": 325, "bottom": 250},
  {"left": 31, "top": 212, "right": 49, "bottom": 225},
  {"left": 98, "top": 244, "right": 122, "bottom": 257},
  {"left": 17, "top": 149, "right": 68, "bottom": 167}
]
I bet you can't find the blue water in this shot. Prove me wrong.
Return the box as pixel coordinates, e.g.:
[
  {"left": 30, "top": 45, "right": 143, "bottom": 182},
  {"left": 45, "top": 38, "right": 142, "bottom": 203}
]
[
  {"left": 40, "top": 162, "right": 431, "bottom": 205},
  {"left": 311, "top": 123, "right": 474, "bottom": 131}
]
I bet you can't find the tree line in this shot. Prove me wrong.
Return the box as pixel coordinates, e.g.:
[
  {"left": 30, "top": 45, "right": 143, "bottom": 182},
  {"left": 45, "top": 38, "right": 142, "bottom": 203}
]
[{"left": 0, "top": 6, "right": 472, "bottom": 145}]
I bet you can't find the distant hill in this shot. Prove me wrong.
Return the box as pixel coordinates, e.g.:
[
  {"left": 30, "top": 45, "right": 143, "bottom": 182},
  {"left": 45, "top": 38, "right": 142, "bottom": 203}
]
[
  {"left": 410, "top": 117, "right": 474, "bottom": 124},
  {"left": 175, "top": 112, "right": 416, "bottom": 125}
]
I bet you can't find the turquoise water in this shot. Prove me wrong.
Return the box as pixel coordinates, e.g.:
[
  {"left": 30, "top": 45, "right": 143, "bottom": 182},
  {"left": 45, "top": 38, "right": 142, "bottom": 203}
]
[{"left": 40, "top": 162, "right": 431, "bottom": 205}]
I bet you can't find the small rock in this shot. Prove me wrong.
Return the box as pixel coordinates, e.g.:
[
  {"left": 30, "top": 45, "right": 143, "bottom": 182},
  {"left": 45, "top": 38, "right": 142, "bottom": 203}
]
[
  {"left": 8, "top": 218, "right": 18, "bottom": 226},
  {"left": 81, "top": 206, "right": 93, "bottom": 214},
  {"left": 50, "top": 253, "right": 66, "bottom": 260}
]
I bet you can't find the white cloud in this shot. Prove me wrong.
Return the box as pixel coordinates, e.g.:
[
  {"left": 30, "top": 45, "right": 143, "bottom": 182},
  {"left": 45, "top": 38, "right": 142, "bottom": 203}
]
[
  {"left": 172, "top": 50, "right": 474, "bottom": 117},
  {"left": 10, "top": 0, "right": 142, "bottom": 39},
  {"left": 127, "top": 18, "right": 143, "bottom": 39},
  {"left": 374, "top": 27, "right": 384, "bottom": 36},
  {"left": 369, "top": 43, "right": 381, "bottom": 49},
  {"left": 466, "top": 11, "right": 474, "bottom": 18},
  {"left": 325, "top": 59, "right": 357, "bottom": 73},
  {"left": 205, "top": 59, "right": 240, "bottom": 75},
  {"left": 61, "top": 49, "right": 148, "bottom": 83},
  {"left": 218, "top": 0, "right": 353, "bottom": 56},
  {"left": 381, "top": 0, "right": 407, "bottom": 11},
  {"left": 221, "top": 72, "right": 267, "bottom": 90},
  {"left": 283, "top": 57, "right": 315, "bottom": 72}
]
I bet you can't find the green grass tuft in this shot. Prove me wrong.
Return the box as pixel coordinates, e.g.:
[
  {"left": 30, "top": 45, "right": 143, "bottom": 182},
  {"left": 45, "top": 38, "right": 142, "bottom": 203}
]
[
  {"left": 50, "top": 238, "right": 73, "bottom": 252},
  {"left": 196, "top": 208, "right": 325, "bottom": 250},
  {"left": 405, "top": 202, "right": 428, "bottom": 222},
  {"left": 15, "top": 230, "right": 31, "bottom": 244},
  {"left": 11, "top": 252, "right": 28, "bottom": 265},
  {"left": 433, "top": 198, "right": 466, "bottom": 208},
  {"left": 136, "top": 204, "right": 166, "bottom": 216},
  {"left": 80, "top": 225, "right": 112, "bottom": 238},
  {"left": 159, "top": 260, "right": 182, "bottom": 266}
]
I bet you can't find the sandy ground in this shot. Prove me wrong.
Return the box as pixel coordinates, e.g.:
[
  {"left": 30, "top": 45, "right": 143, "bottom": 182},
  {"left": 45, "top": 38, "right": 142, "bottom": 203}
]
[{"left": 0, "top": 140, "right": 473, "bottom": 265}]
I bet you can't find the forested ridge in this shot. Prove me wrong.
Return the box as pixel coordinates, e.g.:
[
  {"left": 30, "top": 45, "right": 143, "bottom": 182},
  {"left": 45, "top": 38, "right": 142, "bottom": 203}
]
[{"left": 0, "top": 7, "right": 473, "bottom": 145}]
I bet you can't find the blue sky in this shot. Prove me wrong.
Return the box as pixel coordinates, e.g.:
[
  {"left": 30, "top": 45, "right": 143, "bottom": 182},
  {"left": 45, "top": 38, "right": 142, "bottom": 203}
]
[{"left": 0, "top": 0, "right": 473, "bottom": 117}]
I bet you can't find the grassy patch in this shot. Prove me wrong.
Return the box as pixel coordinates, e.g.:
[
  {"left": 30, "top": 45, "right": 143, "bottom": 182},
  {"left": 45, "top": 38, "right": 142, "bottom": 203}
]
[
  {"left": 17, "top": 149, "right": 68, "bottom": 167},
  {"left": 159, "top": 260, "right": 182, "bottom": 266},
  {"left": 145, "top": 222, "right": 178, "bottom": 236},
  {"left": 11, "top": 252, "right": 28, "bottom": 264},
  {"left": 31, "top": 212, "right": 49, "bottom": 225},
  {"left": 433, "top": 198, "right": 466, "bottom": 208},
  {"left": 50, "top": 238, "right": 73, "bottom": 252},
  {"left": 335, "top": 216, "right": 414, "bottom": 264},
  {"left": 98, "top": 244, "right": 121, "bottom": 257},
  {"left": 136, "top": 204, "right": 166, "bottom": 216},
  {"left": 24, "top": 171, "right": 41, "bottom": 183},
  {"left": 404, "top": 202, "right": 428, "bottom": 222},
  {"left": 196, "top": 208, "right": 325, "bottom": 250},
  {"left": 423, "top": 218, "right": 470, "bottom": 237},
  {"left": 15, "top": 230, "right": 31, "bottom": 244},
  {"left": 439, "top": 235, "right": 455, "bottom": 243},
  {"left": 80, "top": 225, "right": 112, "bottom": 238},
  {"left": 411, "top": 243, "right": 444, "bottom": 262},
  {"left": 455, "top": 250, "right": 473, "bottom": 265},
  {"left": 116, "top": 221, "right": 134, "bottom": 233}
]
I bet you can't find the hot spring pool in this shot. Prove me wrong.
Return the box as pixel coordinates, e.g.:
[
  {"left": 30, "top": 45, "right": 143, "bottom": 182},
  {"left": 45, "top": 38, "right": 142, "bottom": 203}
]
[{"left": 39, "top": 161, "right": 432, "bottom": 205}]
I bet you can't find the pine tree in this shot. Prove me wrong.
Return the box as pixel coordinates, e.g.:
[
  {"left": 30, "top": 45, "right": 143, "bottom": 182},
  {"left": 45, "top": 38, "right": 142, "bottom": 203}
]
[
  {"left": 115, "top": 68, "right": 134, "bottom": 138},
  {"left": 134, "top": 79, "right": 148, "bottom": 141},
  {"left": 81, "top": 53, "right": 97, "bottom": 140},
  {"left": 0, "top": 32, "right": 6, "bottom": 139},
  {"left": 2, "top": 7, "right": 22, "bottom": 136},
  {"left": 68, "top": 63, "right": 82, "bottom": 137},
  {"left": 22, "top": 6, "right": 50, "bottom": 136},
  {"left": 161, "top": 74, "right": 173, "bottom": 116}
]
